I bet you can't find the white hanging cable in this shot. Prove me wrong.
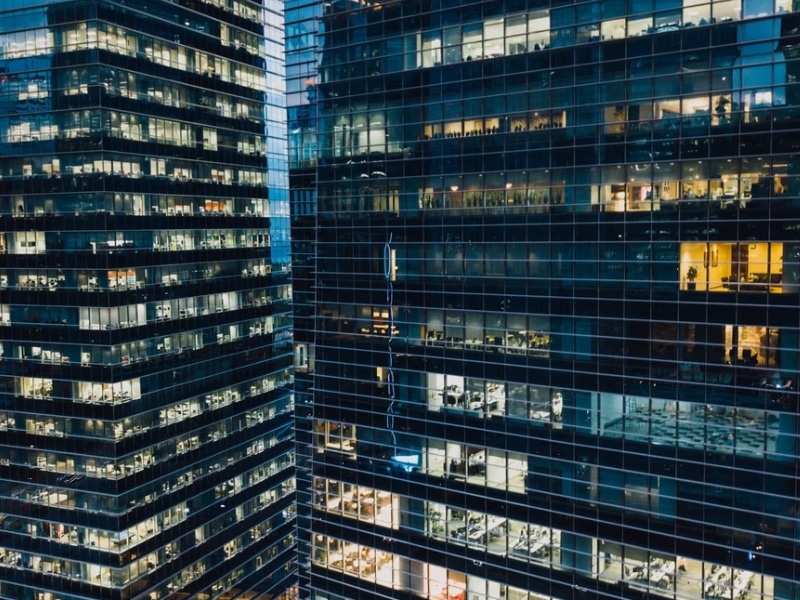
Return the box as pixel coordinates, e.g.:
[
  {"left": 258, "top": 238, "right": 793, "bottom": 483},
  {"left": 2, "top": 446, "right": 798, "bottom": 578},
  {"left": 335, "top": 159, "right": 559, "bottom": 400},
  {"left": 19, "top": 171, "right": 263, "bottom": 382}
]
[{"left": 383, "top": 234, "right": 396, "bottom": 446}]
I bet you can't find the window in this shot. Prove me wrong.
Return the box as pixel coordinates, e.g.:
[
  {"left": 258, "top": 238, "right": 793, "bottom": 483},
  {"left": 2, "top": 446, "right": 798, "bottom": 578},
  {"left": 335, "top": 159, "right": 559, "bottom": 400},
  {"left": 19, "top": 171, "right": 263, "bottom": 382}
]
[
  {"left": 79, "top": 305, "right": 145, "bottom": 330},
  {"left": 12, "top": 232, "right": 45, "bottom": 254},
  {"left": 680, "top": 242, "right": 783, "bottom": 293},
  {"left": 316, "top": 421, "right": 356, "bottom": 456}
]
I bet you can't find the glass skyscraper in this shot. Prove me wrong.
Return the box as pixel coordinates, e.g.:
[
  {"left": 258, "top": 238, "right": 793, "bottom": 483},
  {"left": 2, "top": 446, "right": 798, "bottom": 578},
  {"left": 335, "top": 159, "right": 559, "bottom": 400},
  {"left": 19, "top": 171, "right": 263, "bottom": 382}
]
[
  {"left": 0, "top": 1, "right": 295, "bottom": 599},
  {"left": 288, "top": 0, "right": 800, "bottom": 600},
  {"left": 284, "top": 0, "right": 321, "bottom": 595}
]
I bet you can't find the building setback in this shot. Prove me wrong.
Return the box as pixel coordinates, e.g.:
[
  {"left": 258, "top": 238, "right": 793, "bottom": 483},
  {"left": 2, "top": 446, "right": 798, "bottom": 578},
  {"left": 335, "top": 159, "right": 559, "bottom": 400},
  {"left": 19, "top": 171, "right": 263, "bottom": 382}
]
[
  {"left": 288, "top": 0, "right": 800, "bottom": 600},
  {"left": 0, "top": 1, "right": 295, "bottom": 599}
]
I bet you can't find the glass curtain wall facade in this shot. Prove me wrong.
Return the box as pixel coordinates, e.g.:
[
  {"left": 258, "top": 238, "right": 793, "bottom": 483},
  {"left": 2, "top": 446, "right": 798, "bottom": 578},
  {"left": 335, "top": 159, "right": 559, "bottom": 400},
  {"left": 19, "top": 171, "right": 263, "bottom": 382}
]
[
  {"left": 0, "top": 1, "right": 295, "bottom": 599},
  {"left": 285, "top": 0, "right": 322, "bottom": 594},
  {"left": 292, "top": 0, "right": 800, "bottom": 600}
]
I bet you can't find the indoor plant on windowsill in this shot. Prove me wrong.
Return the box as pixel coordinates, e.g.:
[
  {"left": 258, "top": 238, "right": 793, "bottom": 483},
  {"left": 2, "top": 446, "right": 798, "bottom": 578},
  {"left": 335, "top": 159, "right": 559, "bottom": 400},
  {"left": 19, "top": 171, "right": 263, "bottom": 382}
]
[{"left": 686, "top": 265, "right": 698, "bottom": 290}]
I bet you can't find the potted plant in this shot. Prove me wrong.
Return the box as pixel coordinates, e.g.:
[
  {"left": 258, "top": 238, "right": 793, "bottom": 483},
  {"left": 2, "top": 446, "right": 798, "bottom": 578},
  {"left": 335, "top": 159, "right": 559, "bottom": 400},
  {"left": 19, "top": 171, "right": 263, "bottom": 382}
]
[
  {"left": 686, "top": 265, "right": 698, "bottom": 290},
  {"left": 426, "top": 508, "right": 444, "bottom": 535}
]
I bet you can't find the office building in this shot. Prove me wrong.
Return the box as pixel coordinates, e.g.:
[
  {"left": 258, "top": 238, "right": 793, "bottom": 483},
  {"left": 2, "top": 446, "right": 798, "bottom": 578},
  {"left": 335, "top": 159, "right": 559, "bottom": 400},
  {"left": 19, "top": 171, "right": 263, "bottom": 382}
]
[
  {"left": 0, "top": 1, "right": 295, "bottom": 599},
  {"left": 284, "top": 0, "right": 320, "bottom": 594},
  {"left": 289, "top": 1, "right": 800, "bottom": 600}
]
